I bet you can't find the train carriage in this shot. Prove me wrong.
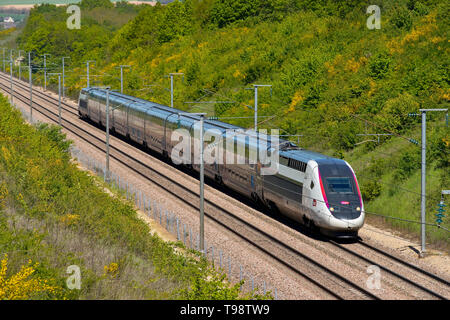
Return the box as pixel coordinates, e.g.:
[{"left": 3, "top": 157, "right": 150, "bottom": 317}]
[{"left": 79, "top": 87, "right": 365, "bottom": 237}]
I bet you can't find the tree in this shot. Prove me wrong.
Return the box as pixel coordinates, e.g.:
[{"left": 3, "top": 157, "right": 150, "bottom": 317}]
[{"left": 80, "top": 0, "right": 114, "bottom": 10}]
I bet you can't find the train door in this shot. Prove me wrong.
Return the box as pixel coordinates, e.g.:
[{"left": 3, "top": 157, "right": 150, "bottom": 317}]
[
  {"left": 302, "top": 161, "right": 315, "bottom": 218},
  {"left": 113, "top": 101, "right": 127, "bottom": 136},
  {"left": 246, "top": 140, "right": 262, "bottom": 200},
  {"left": 89, "top": 95, "right": 100, "bottom": 122},
  {"left": 202, "top": 125, "right": 224, "bottom": 181},
  {"left": 162, "top": 113, "right": 175, "bottom": 155}
]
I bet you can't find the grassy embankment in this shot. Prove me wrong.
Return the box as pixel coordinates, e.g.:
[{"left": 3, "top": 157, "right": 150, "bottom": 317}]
[{"left": 0, "top": 93, "right": 269, "bottom": 299}]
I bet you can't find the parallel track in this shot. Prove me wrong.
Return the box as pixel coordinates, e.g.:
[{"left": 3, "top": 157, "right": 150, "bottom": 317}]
[{"left": 1, "top": 72, "right": 448, "bottom": 300}]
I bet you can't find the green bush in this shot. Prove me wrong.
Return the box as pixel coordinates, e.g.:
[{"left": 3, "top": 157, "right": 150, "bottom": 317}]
[
  {"left": 369, "top": 53, "right": 392, "bottom": 80},
  {"left": 407, "top": 0, "right": 430, "bottom": 15},
  {"left": 393, "top": 149, "right": 421, "bottom": 181},
  {"left": 80, "top": 0, "right": 114, "bottom": 10},
  {"left": 375, "top": 93, "right": 419, "bottom": 132},
  {"left": 361, "top": 180, "right": 382, "bottom": 202},
  {"left": 391, "top": 6, "right": 413, "bottom": 30}
]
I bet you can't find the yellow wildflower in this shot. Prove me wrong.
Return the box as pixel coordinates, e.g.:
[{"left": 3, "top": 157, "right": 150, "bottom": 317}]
[
  {"left": 165, "top": 54, "right": 181, "bottom": 63},
  {"left": 1, "top": 146, "right": 10, "bottom": 161},
  {"left": 103, "top": 262, "right": 119, "bottom": 278},
  {"left": 288, "top": 90, "right": 304, "bottom": 112},
  {"left": 60, "top": 214, "right": 80, "bottom": 227},
  {"left": 0, "top": 255, "right": 60, "bottom": 300},
  {"left": 233, "top": 69, "right": 243, "bottom": 79}
]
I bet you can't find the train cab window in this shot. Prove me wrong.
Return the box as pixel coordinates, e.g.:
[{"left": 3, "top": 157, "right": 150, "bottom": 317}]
[{"left": 326, "top": 177, "right": 353, "bottom": 194}]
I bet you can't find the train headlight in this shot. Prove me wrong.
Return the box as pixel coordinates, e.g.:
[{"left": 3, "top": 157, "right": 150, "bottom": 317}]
[
  {"left": 329, "top": 207, "right": 335, "bottom": 212},
  {"left": 356, "top": 207, "right": 361, "bottom": 211}
]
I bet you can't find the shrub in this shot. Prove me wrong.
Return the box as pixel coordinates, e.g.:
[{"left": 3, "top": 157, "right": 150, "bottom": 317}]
[
  {"left": 361, "top": 180, "right": 382, "bottom": 202},
  {"left": 80, "top": 0, "right": 114, "bottom": 10},
  {"left": 376, "top": 93, "right": 419, "bottom": 133},
  {"left": 407, "top": 0, "right": 430, "bottom": 15},
  {"left": 391, "top": 6, "right": 413, "bottom": 30},
  {"left": 369, "top": 53, "right": 391, "bottom": 80},
  {"left": 393, "top": 149, "right": 421, "bottom": 181},
  {"left": 329, "top": 121, "right": 359, "bottom": 151},
  {"left": 0, "top": 254, "right": 62, "bottom": 300}
]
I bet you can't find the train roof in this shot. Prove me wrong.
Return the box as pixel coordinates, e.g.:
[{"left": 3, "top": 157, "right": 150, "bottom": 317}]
[
  {"left": 81, "top": 88, "right": 345, "bottom": 165},
  {"left": 84, "top": 87, "right": 288, "bottom": 139},
  {"left": 84, "top": 87, "right": 245, "bottom": 131},
  {"left": 279, "top": 149, "right": 347, "bottom": 166}
]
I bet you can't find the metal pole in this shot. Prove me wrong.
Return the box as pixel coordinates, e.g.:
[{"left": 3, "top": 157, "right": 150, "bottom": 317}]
[
  {"left": 106, "top": 89, "right": 110, "bottom": 182},
  {"left": 120, "top": 67, "right": 123, "bottom": 94},
  {"left": 178, "top": 112, "right": 205, "bottom": 252},
  {"left": 420, "top": 111, "right": 426, "bottom": 256},
  {"left": 62, "top": 57, "right": 69, "bottom": 100},
  {"left": 254, "top": 86, "right": 258, "bottom": 131},
  {"left": 58, "top": 74, "right": 61, "bottom": 125},
  {"left": 86, "top": 60, "right": 95, "bottom": 88},
  {"left": 49, "top": 73, "right": 62, "bottom": 124},
  {"left": 114, "top": 65, "right": 130, "bottom": 94},
  {"left": 251, "top": 84, "right": 271, "bottom": 131},
  {"left": 28, "top": 52, "right": 32, "bottom": 122},
  {"left": 18, "top": 50, "right": 23, "bottom": 81},
  {"left": 9, "top": 49, "right": 13, "bottom": 77},
  {"left": 170, "top": 74, "right": 174, "bottom": 109},
  {"left": 9, "top": 60, "right": 13, "bottom": 104},
  {"left": 62, "top": 58, "right": 65, "bottom": 99},
  {"left": 200, "top": 114, "right": 205, "bottom": 252},
  {"left": 44, "top": 56, "right": 46, "bottom": 90},
  {"left": 43, "top": 54, "right": 48, "bottom": 91},
  {"left": 418, "top": 108, "right": 447, "bottom": 257},
  {"left": 168, "top": 73, "right": 183, "bottom": 109}
]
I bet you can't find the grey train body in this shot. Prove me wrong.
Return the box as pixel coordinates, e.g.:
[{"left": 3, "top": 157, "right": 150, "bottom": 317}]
[{"left": 79, "top": 88, "right": 365, "bottom": 237}]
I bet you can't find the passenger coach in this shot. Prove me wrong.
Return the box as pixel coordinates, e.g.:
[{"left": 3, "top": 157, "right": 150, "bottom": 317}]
[{"left": 79, "top": 88, "right": 365, "bottom": 237}]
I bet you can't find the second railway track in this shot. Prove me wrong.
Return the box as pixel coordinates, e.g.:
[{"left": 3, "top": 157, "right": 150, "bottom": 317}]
[{"left": 1, "top": 72, "right": 448, "bottom": 300}]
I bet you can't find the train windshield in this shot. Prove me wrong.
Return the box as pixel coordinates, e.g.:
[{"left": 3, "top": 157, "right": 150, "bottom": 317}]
[{"left": 325, "top": 177, "right": 353, "bottom": 194}]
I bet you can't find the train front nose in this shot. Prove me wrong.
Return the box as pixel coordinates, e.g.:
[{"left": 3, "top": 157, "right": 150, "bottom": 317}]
[
  {"left": 317, "top": 163, "right": 365, "bottom": 235},
  {"left": 328, "top": 200, "right": 362, "bottom": 220}
]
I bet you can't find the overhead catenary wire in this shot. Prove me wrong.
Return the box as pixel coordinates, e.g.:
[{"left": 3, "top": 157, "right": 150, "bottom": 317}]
[
  {"left": 262, "top": 178, "right": 449, "bottom": 231},
  {"left": 350, "top": 112, "right": 449, "bottom": 155},
  {"left": 356, "top": 173, "right": 444, "bottom": 202},
  {"left": 2, "top": 61, "right": 448, "bottom": 235}
]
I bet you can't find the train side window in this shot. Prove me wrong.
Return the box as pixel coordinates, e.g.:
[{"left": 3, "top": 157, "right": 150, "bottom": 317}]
[
  {"left": 310, "top": 181, "right": 314, "bottom": 190},
  {"left": 301, "top": 162, "right": 306, "bottom": 172},
  {"left": 288, "top": 159, "right": 307, "bottom": 172},
  {"left": 280, "top": 156, "right": 289, "bottom": 166}
]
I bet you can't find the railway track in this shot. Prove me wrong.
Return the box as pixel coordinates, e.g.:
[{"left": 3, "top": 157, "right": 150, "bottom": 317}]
[{"left": 1, "top": 72, "right": 448, "bottom": 300}]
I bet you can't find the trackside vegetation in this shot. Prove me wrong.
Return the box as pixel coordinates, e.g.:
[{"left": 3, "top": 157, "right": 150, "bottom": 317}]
[
  {"left": 8, "top": 0, "right": 450, "bottom": 247},
  {"left": 0, "top": 94, "right": 270, "bottom": 300}
]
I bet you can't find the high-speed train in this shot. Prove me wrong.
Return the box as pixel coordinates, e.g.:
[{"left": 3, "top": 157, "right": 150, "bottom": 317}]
[{"left": 78, "top": 88, "right": 365, "bottom": 237}]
